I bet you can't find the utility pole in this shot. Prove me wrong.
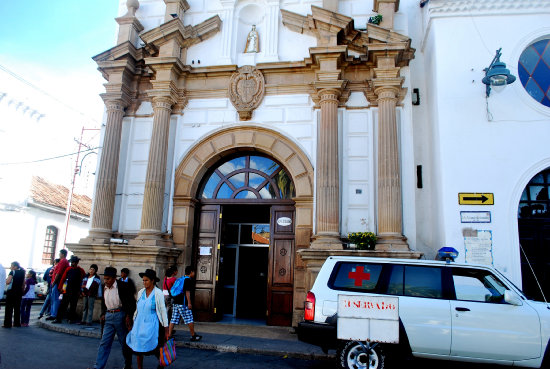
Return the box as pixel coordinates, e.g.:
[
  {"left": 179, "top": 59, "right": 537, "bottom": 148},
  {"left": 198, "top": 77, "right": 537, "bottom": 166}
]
[{"left": 60, "top": 126, "right": 100, "bottom": 251}]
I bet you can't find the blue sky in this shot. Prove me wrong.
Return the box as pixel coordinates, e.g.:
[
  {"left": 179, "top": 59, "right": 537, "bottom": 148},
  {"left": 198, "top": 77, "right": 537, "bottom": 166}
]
[
  {"left": 0, "top": 1, "right": 118, "bottom": 72},
  {"left": 0, "top": 1, "right": 121, "bottom": 194}
]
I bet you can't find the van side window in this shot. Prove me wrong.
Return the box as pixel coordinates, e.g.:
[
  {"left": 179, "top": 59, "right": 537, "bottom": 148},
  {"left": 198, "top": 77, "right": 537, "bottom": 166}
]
[
  {"left": 387, "top": 265, "right": 404, "bottom": 295},
  {"left": 329, "top": 262, "right": 383, "bottom": 292},
  {"left": 404, "top": 266, "right": 443, "bottom": 299},
  {"left": 452, "top": 268, "right": 506, "bottom": 303}
]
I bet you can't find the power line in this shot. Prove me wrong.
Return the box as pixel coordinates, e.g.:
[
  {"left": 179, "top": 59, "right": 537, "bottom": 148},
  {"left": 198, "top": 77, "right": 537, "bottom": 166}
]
[
  {"left": 0, "top": 63, "right": 100, "bottom": 124},
  {"left": 0, "top": 147, "right": 100, "bottom": 166}
]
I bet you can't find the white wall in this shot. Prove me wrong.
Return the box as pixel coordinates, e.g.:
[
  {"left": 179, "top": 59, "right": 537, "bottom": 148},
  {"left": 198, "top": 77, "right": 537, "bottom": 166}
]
[
  {"left": 0, "top": 207, "right": 90, "bottom": 270},
  {"left": 414, "top": 1, "right": 550, "bottom": 283}
]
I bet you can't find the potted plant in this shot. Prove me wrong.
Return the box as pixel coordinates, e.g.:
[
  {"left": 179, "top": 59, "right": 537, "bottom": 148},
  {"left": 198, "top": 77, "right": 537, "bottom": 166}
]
[
  {"left": 368, "top": 14, "right": 383, "bottom": 25},
  {"left": 348, "top": 232, "right": 377, "bottom": 250}
]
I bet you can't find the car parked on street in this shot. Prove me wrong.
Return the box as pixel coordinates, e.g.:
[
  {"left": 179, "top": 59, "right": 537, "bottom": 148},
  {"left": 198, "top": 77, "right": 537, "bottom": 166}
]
[
  {"left": 34, "top": 271, "right": 48, "bottom": 299},
  {"left": 298, "top": 256, "right": 550, "bottom": 369}
]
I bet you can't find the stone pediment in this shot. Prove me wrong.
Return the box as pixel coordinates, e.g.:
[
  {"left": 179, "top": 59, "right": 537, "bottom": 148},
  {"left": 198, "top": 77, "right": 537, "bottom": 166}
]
[
  {"left": 281, "top": 6, "right": 414, "bottom": 67},
  {"left": 140, "top": 16, "right": 222, "bottom": 56},
  {"left": 93, "top": 41, "right": 142, "bottom": 63}
]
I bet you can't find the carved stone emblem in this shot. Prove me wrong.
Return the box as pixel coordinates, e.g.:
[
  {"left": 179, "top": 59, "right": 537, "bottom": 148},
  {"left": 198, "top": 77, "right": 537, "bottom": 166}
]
[{"left": 229, "top": 65, "right": 265, "bottom": 121}]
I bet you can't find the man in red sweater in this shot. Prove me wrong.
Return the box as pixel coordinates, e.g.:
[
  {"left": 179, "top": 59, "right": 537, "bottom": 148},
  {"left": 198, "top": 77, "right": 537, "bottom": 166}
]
[
  {"left": 46, "top": 249, "right": 69, "bottom": 321},
  {"left": 53, "top": 255, "right": 85, "bottom": 324}
]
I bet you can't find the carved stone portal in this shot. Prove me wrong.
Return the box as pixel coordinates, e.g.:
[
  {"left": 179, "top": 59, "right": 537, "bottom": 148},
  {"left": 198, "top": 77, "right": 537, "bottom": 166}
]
[{"left": 229, "top": 65, "right": 265, "bottom": 121}]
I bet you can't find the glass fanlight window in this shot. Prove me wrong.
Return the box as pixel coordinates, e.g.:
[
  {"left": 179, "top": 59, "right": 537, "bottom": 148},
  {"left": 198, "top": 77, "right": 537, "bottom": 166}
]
[
  {"left": 518, "top": 38, "right": 550, "bottom": 108},
  {"left": 200, "top": 155, "right": 295, "bottom": 200}
]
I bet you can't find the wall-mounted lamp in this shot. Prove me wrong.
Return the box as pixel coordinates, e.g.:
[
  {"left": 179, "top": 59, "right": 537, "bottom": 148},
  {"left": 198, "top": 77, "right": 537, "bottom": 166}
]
[
  {"left": 482, "top": 48, "right": 516, "bottom": 97},
  {"left": 412, "top": 88, "right": 420, "bottom": 105}
]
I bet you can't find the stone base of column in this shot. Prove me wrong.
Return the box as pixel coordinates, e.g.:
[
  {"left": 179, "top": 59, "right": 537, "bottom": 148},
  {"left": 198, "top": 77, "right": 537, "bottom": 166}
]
[
  {"left": 79, "top": 230, "right": 113, "bottom": 245},
  {"left": 376, "top": 233, "right": 410, "bottom": 251},
  {"left": 131, "top": 232, "right": 174, "bottom": 248},
  {"left": 310, "top": 233, "right": 343, "bottom": 250},
  {"left": 67, "top": 241, "right": 182, "bottom": 284}
]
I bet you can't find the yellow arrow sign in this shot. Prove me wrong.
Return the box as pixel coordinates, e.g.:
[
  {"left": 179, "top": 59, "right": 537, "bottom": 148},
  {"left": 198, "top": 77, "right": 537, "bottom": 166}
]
[{"left": 459, "top": 193, "right": 494, "bottom": 205}]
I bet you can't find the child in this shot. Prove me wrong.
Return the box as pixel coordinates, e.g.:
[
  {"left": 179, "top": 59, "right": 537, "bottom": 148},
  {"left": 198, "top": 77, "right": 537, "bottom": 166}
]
[{"left": 20, "top": 270, "right": 37, "bottom": 327}]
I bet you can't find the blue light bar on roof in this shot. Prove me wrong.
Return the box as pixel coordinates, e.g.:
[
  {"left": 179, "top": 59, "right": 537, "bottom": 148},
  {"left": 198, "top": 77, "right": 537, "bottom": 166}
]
[{"left": 438, "top": 247, "right": 459, "bottom": 262}]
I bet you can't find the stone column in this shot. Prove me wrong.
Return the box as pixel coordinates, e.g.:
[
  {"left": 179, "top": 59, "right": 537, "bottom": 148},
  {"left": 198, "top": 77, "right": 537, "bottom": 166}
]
[
  {"left": 313, "top": 88, "right": 341, "bottom": 246},
  {"left": 89, "top": 99, "right": 126, "bottom": 238},
  {"left": 369, "top": 54, "right": 409, "bottom": 250},
  {"left": 376, "top": 86, "right": 402, "bottom": 235},
  {"left": 138, "top": 95, "right": 174, "bottom": 238},
  {"left": 373, "top": 79, "right": 409, "bottom": 249}
]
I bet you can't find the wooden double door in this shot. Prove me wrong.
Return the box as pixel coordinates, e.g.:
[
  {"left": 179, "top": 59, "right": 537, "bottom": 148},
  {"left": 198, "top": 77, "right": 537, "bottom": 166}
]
[{"left": 192, "top": 204, "right": 295, "bottom": 326}]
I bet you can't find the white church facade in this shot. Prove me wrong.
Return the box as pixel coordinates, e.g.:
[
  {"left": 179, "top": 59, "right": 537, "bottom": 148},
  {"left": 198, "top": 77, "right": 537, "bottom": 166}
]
[{"left": 69, "top": 0, "right": 550, "bottom": 326}]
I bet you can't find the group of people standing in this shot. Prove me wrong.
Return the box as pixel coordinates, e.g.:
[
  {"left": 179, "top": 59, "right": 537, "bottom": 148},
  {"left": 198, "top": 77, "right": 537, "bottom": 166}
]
[
  {"left": 2, "top": 261, "right": 37, "bottom": 328},
  {"left": 1, "top": 251, "right": 200, "bottom": 369}
]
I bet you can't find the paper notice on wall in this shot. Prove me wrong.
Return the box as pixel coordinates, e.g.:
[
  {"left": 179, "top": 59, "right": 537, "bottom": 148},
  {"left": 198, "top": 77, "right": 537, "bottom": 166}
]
[
  {"left": 199, "top": 246, "right": 212, "bottom": 256},
  {"left": 464, "top": 230, "right": 493, "bottom": 265}
]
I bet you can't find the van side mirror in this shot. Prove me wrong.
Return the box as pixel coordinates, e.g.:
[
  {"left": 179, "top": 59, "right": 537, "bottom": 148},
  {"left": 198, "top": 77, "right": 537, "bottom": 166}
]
[{"left": 504, "top": 290, "right": 523, "bottom": 306}]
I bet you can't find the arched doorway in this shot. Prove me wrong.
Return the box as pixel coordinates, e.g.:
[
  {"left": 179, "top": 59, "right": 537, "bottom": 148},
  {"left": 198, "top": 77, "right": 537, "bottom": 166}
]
[
  {"left": 196, "top": 153, "right": 296, "bottom": 325},
  {"left": 172, "top": 126, "right": 315, "bottom": 326},
  {"left": 518, "top": 167, "right": 550, "bottom": 301}
]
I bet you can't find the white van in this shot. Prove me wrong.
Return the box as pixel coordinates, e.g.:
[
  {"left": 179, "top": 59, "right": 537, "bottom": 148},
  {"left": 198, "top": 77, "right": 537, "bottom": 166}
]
[{"left": 297, "top": 256, "right": 550, "bottom": 369}]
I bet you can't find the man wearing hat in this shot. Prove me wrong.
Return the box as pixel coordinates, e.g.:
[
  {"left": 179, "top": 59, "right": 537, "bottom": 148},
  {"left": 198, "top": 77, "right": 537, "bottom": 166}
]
[
  {"left": 94, "top": 267, "right": 136, "bottom": 369},
  {"left": 53, "top": 255, "right": 85, "bottom": 324}
]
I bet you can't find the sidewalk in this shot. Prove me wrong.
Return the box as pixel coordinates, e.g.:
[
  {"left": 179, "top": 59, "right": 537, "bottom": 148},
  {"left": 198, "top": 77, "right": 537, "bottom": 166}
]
[{"left": 37, "top": 318, "right": 334, "bottom": 361}]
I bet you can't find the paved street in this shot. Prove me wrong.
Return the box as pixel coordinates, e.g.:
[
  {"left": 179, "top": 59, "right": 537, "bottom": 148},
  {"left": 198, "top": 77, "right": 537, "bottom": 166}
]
[
  {"left": 0, "top": 303, "right": 511, "bottom": 369},
  {"left": 0, "top": 326, "right": 332, "bottom": 369},
  {"left": 0, "top": 304, "right": 331, "bottom": 369}
]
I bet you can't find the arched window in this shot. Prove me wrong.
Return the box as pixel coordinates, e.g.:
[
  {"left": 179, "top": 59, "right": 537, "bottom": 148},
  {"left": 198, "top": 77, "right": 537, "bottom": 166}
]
[
  {"left": 42, "top": 226, "right": 58, "bottom": 265},
  {"left": 518, "top": 168, "right": 550, "bottom": 218},
  {"left": 518, "top": 38, "right": 550, "bottom": 108},
  {"left": 200, "top": 155, "right": 295, "bottom": 200}
]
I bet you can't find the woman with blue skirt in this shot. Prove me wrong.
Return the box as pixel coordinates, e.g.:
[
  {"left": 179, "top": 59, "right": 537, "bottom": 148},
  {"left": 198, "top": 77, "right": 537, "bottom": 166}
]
[{"left": 126, "top": 269, "right": 169, "bottom": 369}]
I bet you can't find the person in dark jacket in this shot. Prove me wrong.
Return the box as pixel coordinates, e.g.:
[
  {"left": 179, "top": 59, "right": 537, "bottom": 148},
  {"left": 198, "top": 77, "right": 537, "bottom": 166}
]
[
  {"left": 119, "top": 268, "right": 136, "bottom": 296},
  {"left": 53, "top": 255, "right": 85, "bottom": 324},
  {"left": 3, "top": 261, "right": 26, "bottom": 328},
  {"left": 93, "top": 267, "right": 136, "bottom": 369},
  {"left": 80, "top": 264, "right": 101, "bottom": 325}
]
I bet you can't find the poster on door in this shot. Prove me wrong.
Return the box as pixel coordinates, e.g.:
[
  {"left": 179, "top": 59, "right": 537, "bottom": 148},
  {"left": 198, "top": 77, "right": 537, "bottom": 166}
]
[{"left": 464, "top": 230, "right": 493, "bottom": 265}]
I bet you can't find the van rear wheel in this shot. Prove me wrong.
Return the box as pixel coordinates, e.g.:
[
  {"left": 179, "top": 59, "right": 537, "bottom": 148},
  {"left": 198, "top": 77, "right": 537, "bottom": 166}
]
[{"left": 336, "top": 341, "right": 386, "bottom": 369}]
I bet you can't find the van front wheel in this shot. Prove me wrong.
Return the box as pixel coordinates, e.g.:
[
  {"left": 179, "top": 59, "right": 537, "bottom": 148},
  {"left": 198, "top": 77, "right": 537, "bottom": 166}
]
[{"left": 336, "top": 341, "right": 386, "bottom": 369}]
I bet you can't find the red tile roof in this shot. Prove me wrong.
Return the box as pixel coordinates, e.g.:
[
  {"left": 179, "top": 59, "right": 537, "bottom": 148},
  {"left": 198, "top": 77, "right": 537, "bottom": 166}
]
[{"left": 30, "top": 176, "right": 92, "bottom": 217}]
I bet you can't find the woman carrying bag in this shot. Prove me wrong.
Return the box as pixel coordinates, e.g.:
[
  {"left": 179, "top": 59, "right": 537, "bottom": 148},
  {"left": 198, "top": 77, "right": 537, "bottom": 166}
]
[{"left": 126, "top": 269, "right": 170, "bottom": 369}]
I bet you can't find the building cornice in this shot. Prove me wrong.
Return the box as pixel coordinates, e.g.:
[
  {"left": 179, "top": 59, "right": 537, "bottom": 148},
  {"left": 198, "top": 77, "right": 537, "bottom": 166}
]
[
  {"left": 428, "top": 0, "right": 550, "bottom": 18},
  {"left": 27, "top": 200, "right": 90, "bottom": 222}
]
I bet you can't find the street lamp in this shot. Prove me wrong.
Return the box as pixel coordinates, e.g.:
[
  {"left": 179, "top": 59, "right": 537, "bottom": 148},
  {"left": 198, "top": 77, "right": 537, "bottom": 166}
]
[{"left": 482, "top": 48, "right": 516, "bottom": 97}]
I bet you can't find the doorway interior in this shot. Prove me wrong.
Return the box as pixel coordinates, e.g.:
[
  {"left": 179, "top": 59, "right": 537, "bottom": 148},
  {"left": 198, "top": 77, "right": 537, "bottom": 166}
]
[
  {"left": 219, "top": 205, "right": 270, "bottom": 322},
  {"left": 518, "top": 168, "right": 550, "bottom": 301}
]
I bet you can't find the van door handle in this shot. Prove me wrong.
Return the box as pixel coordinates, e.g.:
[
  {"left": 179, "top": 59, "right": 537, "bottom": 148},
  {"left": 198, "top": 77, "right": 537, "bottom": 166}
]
[{"left": 455, "top": 307, "right": 470, "bottom": 312}]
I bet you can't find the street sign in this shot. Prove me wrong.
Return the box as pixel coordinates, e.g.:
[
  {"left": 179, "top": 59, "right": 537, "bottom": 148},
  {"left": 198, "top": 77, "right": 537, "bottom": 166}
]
[
  {"left": 460, "top": 211, "right": 491, "bottom": 223},
  {"left": 458, "top": 193, "right": 494, "bottom": 205},
  {"left": 337, "top": 295, "right": 399, "bottom": 343}
]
